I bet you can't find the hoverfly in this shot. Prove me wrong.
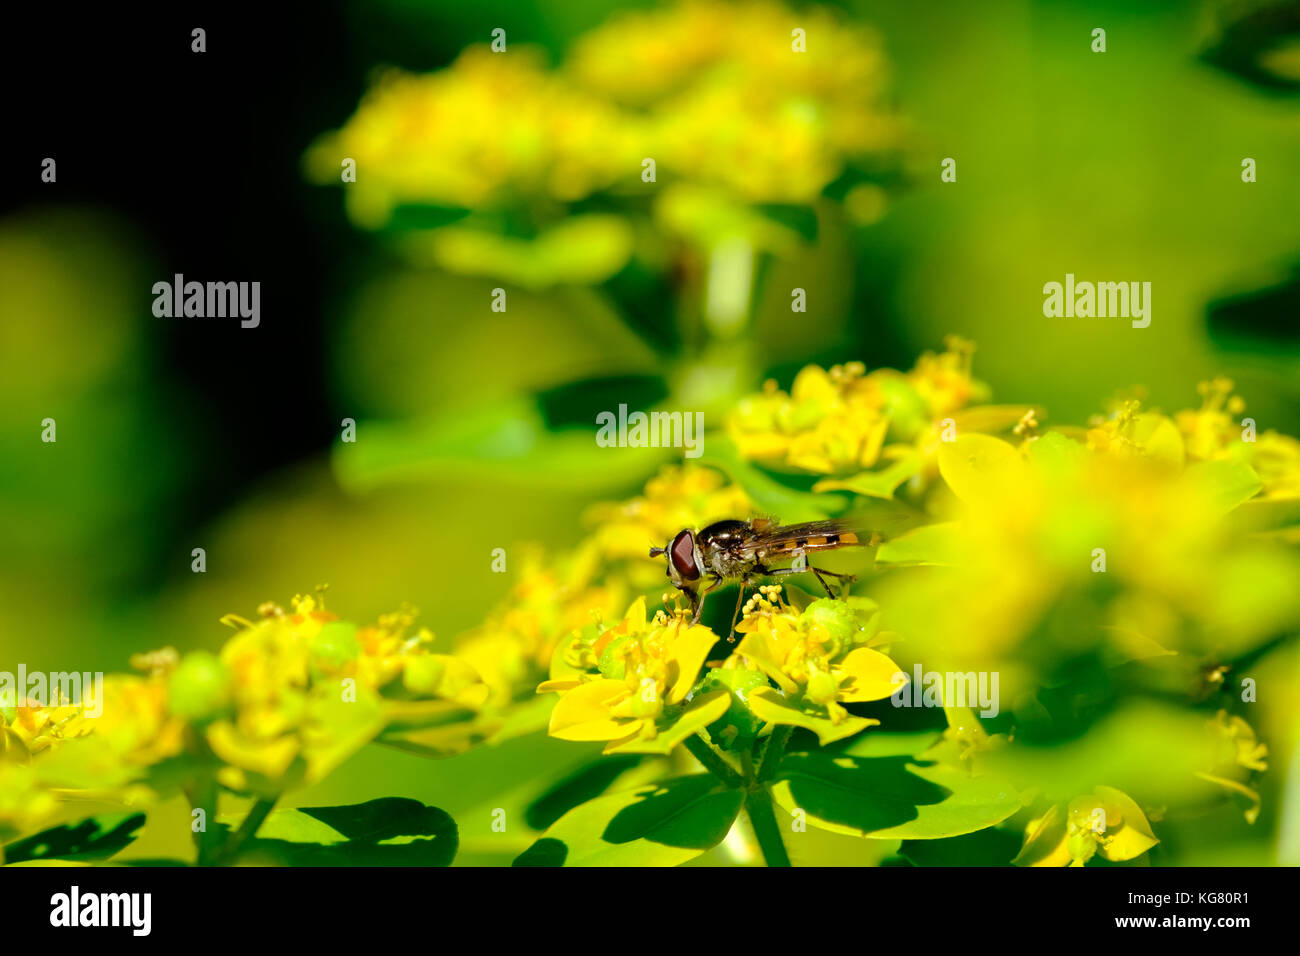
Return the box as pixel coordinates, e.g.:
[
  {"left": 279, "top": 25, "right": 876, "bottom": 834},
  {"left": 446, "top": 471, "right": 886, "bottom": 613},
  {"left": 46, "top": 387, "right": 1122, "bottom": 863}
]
[{"left": 649, "top": 517, "right": 877, "bottom": 638}]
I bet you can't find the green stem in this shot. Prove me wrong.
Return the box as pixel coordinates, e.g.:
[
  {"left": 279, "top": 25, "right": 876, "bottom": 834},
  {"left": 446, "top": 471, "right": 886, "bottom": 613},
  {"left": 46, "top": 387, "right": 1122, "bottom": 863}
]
[
  {"left": 745, "top": 787, "right": 791, "bottom": 867},
  {"left": 214, "top": 796, "right": 277, "bottom": 866},
  {"left": 186, "top": 778, "right": 222, "bottom": 867},
  {"left": 685, "top": 733, "right": 743, "bottom": 788},
  {"left": 757, "top": 725, "right": 793, "bottom": 782}
]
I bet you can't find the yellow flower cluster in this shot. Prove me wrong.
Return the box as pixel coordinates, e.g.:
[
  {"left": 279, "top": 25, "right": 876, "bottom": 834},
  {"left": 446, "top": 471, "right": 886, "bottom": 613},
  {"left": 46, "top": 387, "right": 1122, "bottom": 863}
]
[
  {"left": 305, "top": 46, "right": 642, "bottom": 227},
  {"left": 727, "top": 337, "right": 992, "bottom": 478},
  {"left": 454, "top": 547, "right": 625, "bottom": 708},
  {"left": 726, "top": 588, "right": 901, "bottom": 742},
  {"left": 1173, "top": 376, "right": 1300, "bottom": 499},
  {"left": 307, "top": 1, "right": 901, "bottom": 230},
  {"left": 535, "top": 585, "right": 901, "bottom": 754},
  {"left": 540, "top": 596, "right": 725, "bottom": 754},
  {"left": 0, "top": 595, "right": 495, "bottom": 832},
  {"left": 569, "top": 0, "right": 900, "bottom": 202}
]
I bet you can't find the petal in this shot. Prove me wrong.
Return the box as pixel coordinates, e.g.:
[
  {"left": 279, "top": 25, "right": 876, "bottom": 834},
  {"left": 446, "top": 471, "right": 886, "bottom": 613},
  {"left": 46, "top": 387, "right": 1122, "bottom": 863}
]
[
  {"left": 622, "top": 596, "right": 648, "bottom": 632},
  {"left": 1012, "top": 804, "right": 1072, "bottom": 867},
  {"left": 735, "top": 631, "right": 799, "bottom": 695},
  {"left": 937, "top": 433, "right": 1027, "bottom": 506},
  {"left": 536, "top": 678, "right": 581, "bottom": 695},
  {"left": 1093, "top": 786, "right": 1159, "bottom": 861},
  {"left": 835, "top": 648, "right": 907, "bottom": 703},
  {"left": 548, "top": 679, "right": 633, "bottom": 741},
  {"left": 748, "top": 686, "right": 877, "bottom": 745},
  {"left": 667, "top": 625, "right": 721, "bottom": 704}
]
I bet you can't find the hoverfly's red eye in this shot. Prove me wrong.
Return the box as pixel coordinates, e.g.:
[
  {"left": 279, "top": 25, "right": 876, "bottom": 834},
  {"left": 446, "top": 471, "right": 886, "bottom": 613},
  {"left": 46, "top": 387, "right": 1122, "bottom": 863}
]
[{"left": 669, "top": 530, "right": 700, "bottom": 581}]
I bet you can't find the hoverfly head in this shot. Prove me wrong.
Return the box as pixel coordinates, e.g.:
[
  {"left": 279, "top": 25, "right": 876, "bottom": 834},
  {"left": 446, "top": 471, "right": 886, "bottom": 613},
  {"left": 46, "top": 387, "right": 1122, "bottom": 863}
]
[{"left": 661, "top": 528, "right": 701, "bottom": 592}]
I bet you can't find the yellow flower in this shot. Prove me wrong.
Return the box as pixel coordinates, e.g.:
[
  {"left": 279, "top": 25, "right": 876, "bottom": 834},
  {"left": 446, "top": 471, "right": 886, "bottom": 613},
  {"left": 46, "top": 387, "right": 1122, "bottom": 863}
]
[
  {"left": 1174, "top": 377, "right": 1300, "bottom": 500},
  {"left": 208, "top": 595, "right": 495, "bottom": 788},
  {"left": 568, "top": 0, "right": 900, "bottom": 203},
  {"left": 582, "top": 464, "right": 751, "bottom": 585},
  {"left": 0, "top": 764, "right": 59, "bottom": 844},
  {"left": 728, "top": 362, "right": 889, "bottom": 473},
  {"left": 306, "top": 46, "right": 642, "bottom": 228},
  {"left": 875, "top": 416, "right": 1299, "bottom": 685},
  {"left": 729, "top": 341, "right": 989, "bottom": 479},
  {"left": 454, "top": 546, "right": 625, "bottom": 705},
  {"left": 906, "top": 336, "right": 988, "bottom": 419},
  {"left": 541, "top": 597, "right": 726, "bottom": 754},
  {"left": 1014, "top": 786, "right": 1159, "bottom": 866},
  {"left": 1195, "top": 710, "right": 1268, "bottom": 823},
  {"left": 1175, "top": 377, "right": 1246, "bottom": 461},
  {"left": 730, "top": 588, "right": 901, "bottom": 743},
  {"left": 1086, "top": 397, "right": 1187, "bottom": 470}
]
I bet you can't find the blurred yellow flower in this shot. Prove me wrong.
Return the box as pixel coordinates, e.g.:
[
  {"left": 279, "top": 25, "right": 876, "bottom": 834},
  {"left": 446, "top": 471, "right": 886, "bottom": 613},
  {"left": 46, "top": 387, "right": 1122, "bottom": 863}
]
[
  {"left": 728, "top": 340, "right": 988, "bottom": 479},
  {"left": 1014, "top": 786, "right": 1159, "bottom": 866},
  {"left": 454, "top": 546, "right": 624, "bottom": 706},
  {"left": 569, "top": 0, "right": 900, "bottom": 202},
  {"left": 1195, "top": 710, "right": 1268, "bottom": 823},
  {"left": 306, "top": 46, "right": 643, "bottom": 228},
  {"left": 1174, "top": 377, "right": 1300, "bottom": 500},
  {"left": 0, "top": 764, "right": 58, "bottom": 844}
]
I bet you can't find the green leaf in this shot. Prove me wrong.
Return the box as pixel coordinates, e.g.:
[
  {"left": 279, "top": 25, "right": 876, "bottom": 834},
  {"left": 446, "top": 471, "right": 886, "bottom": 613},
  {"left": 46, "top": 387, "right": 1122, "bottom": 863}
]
[
  {"left": 2, "top": 812, "right": 144, "bottom": 865},
  {"left": 1179, "top": 459, "right": 1263, "bottom": 515},
  {"left": 839, "top": 730, "right": 944, "bottom": 759},
  {"left": 753, "top": 203, "right": 819, "bottom": 242},
  {"left": 513, "top": 774, "right": 743, "bottom": 867},
  {"left": 812, "top": 450, "right": 923, "bottom": 499},
  {"left": 385, "top": 202, "right": 473, "bottom": 231},
  {"left": 655, "top": 184, "right": 806, "bottom": 253},
  {"left": 874, "top": 521, "right": 963, "bottom": 567},
  {"left": 770, "top": 752, "right": 1023, "bottom": 840},
  {"left": 899, "top": 827, "right": 1021, "bottom": 866},
  {"left": 222, "top": 797, "right": 458, "bottom": 866},
  {"left": 748, "top": 687, "right": 878, "bottom": 746},
  {"left": 333, "top": 399, "right": 671, "bottom": 493},
  {"left": 525, "top": 756, "right": 644, "bottom": 830},
  {"left": 605, "top": 690, "right": 732, "bottom": 755},
  {"left": 1234, "top": 496, "right": 1300, "bottom": 533},
  {"left": 488, "top": 693, "right": 557, "bottom": 745},
  {"left": 397, "top": 215, "right": 635, "bottom": 289},
  {"left": 700, "top": 437, "right": 846, "bottom": 520}
]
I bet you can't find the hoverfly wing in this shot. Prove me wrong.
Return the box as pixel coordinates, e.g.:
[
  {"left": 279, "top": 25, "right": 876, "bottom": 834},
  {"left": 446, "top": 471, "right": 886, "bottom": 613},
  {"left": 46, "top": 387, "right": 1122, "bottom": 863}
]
[{"left": 742, "top": 518, "right": 870, "bottom": 559}]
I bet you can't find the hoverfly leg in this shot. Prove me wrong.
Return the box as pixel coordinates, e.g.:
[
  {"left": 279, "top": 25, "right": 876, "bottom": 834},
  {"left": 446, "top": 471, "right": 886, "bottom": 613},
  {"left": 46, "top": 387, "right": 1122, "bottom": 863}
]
[
  {"left": 810, "top": 566, "right": 837, "bottom": 598},
  {"left": 767, "top": 564, "right": 856, "bottom": 600},
  {"left": 811, "top": 567, "right": 852, "bottom": 598},
  {"left": 692, "top": 577, "right": 723, "bottom": 625},
  {"left": 727, "top": 579, "right": 749, "bottom": 643}
]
